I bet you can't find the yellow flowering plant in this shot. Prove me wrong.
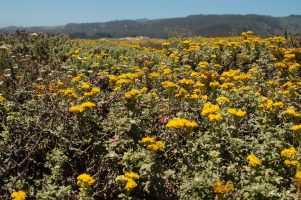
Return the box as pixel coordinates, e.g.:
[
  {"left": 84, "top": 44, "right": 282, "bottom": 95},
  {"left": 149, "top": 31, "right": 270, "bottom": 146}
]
[
  {"left": 246, "top": 154, "right": 261, "bottom": 167},
  {"left": 77, "top": 173, "right": 95, "bottom": 188},
  {"left": 3, "top": 32, "right": 301, "bottom": 199},
  {"left": 11, "top": 191, "right": 26, "bottom": 200}
]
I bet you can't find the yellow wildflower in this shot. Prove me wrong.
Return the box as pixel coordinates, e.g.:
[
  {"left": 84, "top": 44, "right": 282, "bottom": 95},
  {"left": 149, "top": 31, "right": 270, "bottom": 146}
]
[
  {"left": 216, "top": 96, "right": 230, "bottom": 105},
  {"left": 289, "top": 63, "right": 300, "bottom": 72},
  {"left": 198, "top": 61, "right": 209, "bottom": 68},
  {"left": 214, "top": 64, "right": 221, "bottom": 68},
  {"left": 283, "top": 108, "right": 301, "bottom": 118},
  {"left": 11, "top": 191, "right": 26, "bottom": 200},
  {"left": 213, "top": 181, "right": 234, "bottom": 194},
  {"left": 141, "top": 137, "right": 156, "bottom": 144},
  {"left": 296, "top": 171, "right": 301, "bottom": 179},
  {"left": 175, "top": 88, "right": 189, "bottom": 98},
  {"left": 69, "top": 105, "right": 84, "bottom": 113},
  {"left": 147, "top": 141, "right": 165, "bottom": 152},
  {"left": 124, "top": 172, "right": 140, "bottom": 180},
  {"left": 220, "top": 82, "right": 235, "bottom": 90},
  {"left": 124, "top": 89, "right": 140, "bottom": 100},
  {"left": 148, "top": 72, "right": 160, "bottom": 78},
  {"left": 108, "top": 75, "right": 118, "bottom": 83},
  {"left": 291, "top": 124, "right": 301, "bottom": 132},
  {"left": 227, "top": 108, "right": 247, "bottom": 117},
  {"left": 77, "top": 173, "right": 95, "bottom": 188},
  {"left": 246, "top": 154, "right": 261, "bottom": 167},
  {"left": 284, "top": 160, "right": 299, "bottom": 167},
  {"left": 274, "top": 62, "right": 287, "bottom": 69},
  {"left": 84, "top": 87, "right": 101, "bottom": 97},
  {"left": 194, "top": 81, "right": 205, "bottom": 89},
  {"left": 125, "top": 87, "right": 147, "bottom": 100},
  {"left": 209, "top": 81, "right": 220, "bottom": 88},
  {"left": 125, "top": 179, "right": 137, "bottom": 191},
  {"left": 162, "top": 42, "right": 171, "bottom": 46},
  {"left": 80, "top": 82, "right": 91, "bottom": 90},
  {"left": 68, "top": 102, "right": 95, "bottom": 113},
  {"left": 267, "top": 80, "right": 279, "bottom": 87},
  {"left": 161, "top": 81, "right": 179, "bottom": 89},
  {"left": 80, "top": 101, "right": 95, "bottom": 109},
  {"left": 259, "top": 99, "right": 284, "bottom": 113},
  {"left": 116, "top": 79, "right": 131, "bottom": 85},
  {"left": 189, "top": 93, "right": 199, "bottom": 100},
  {"left": 178, "top": 78, "right": 195, "bottom": 85},
  {"left": 201, "top": 102, "right": 220, "bottom": 116},
  {"left": 281, "top": 147, "right": 297, "bottom": 158},
  {"left": 201, "top": 95, "right": 208, "bottom": 101},
  {"left": 166, "top": 118, "right": 198, "bottom": 129},
  {"left": 72, "top": 74, "right": 84, "bottom": 82},
  {"left": 208, "top": 113, "right": 222, "bottom": 122},
  {"left": 60, "top": 88, "right": 78, "bottom": 98},
  {"left": 116, "top": 172, "right": 140, "bottom": 191},
  {"left": 56, "top": 80, "right": 64, "bottom": 86},
  {"left": 0, "top": 95, "right": 4, "bottom": 102},
  {"left": 273, "top": 102, "right": 284, "bottom": 108}
]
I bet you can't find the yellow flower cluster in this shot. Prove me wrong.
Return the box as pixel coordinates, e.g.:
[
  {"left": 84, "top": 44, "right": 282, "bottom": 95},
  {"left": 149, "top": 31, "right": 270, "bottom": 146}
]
[
  {"left": 198, "top": 61, "right": 209, "bottom": 68},
  {"left": 267, "top": 80, "right": 280, "bottom": 87},
  {"left": 201, "top": 102, "right": 220, "bottom": 115},
  {"left": 166, "top": 118, "right": 198, "bottom": 129},
  {"left": 281, "top": 147, "right": 300, "bottom": 167},
  {"left": 123, "top": 87, "right": 147, "bottom": 100},
  {"left": 175, "top": 88, "right": 189, "bottom": 98},
  {"left": 246, "top": 154, "right": 261, "bottom": 167},
  {"left": 258, "top": 99, "right": 284, "bottom": 113},
  {"left": 220, "top": 82, "right": 235, "bottom": 90},
  {"left": 227, "top": 108, "right": 247, "bottom": 117},
  {"left": 116, "top": 172, "right": 140, "bottom": 191},
  {"left": 109, "top": 70, "right": 144, "bottom": 87},
  {"left": 283, "top": 108, "right": 301, "bottom": 118},
  {"left": 161, "top": 81, "right": 179, "bottom": 89},
  {"left": 289, "top": 63, "right": 300, "bottom": 72},
  {"left": 84, "top": 87, "right": 101, "bottom": 97},
  {"left": 294, "top": 171, "right": 301, "bottom": 189},
  {"left": 216, "top": 96, "right": 230, "bottom": 105},
  {"left": 281, "top": 147, "right": 297, "bottom": 158},
  {"left": 141, "top": 137, "right": 164, "bottom": 152},
  {"left": 212, "top": 181, "right": 234, "bottom": 194},
  {"left": 0, "top": 95, "right": 4, "bottom": 102},
  {"left": 60, "top": 88, "right": 78, "bottom": 98},
  {"left": 80, "top": 82, "right": 91, "bottom": 90},
  {"left": 72, "top": 74, "right": 84, "bottom": 82},
  {"left": 141, "top": 137, "right": 156, "bottom": 144},
  {"left": 241, "top": 31, "right": 254, "bottom": 38},
  {"left": 69, "top": 101, "right": 95, "bottom": 113},
  {"left": 178, "top": 78, "right": 195, "bottom": 85},
  {"left": 296, "top": 171, "right": 301, "bottom": 179},
  {"left": 201, "top": 102, "right": 222, "bottom": 122},
  {"left": 11, "top": 191, "right": 26, "bottom": 200},
  {"left": 210, "top": 81, "right": 220, "bottom": 88},
  {"left": 162, "top": 41, "right": 171, "bottom": 46},
  {"left": 291, "top": 124, "right": 301, "bottom": 132},
  {"left": 77, "top": 173, "right": 95, "bottom": 188},
  {"left": 220, "top": 69, "right": 240, "bottom": 81},
  {"left": 148, "top": 72, "right": 160, "bottom": 79},
  {"left": 284, "top": 160, "right": 299, "bottom": 167}
]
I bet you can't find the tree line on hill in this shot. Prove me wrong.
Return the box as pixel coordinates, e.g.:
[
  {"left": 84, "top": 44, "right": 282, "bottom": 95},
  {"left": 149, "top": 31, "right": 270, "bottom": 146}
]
[{"left": 1, "top": 14, "right": 301, "bottom": 38}]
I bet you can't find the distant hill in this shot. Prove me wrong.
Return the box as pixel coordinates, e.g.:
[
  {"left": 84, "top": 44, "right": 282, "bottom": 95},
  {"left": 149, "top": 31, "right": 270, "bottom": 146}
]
[{"left": 1, "top": 14, "right": 301, "bottom": 38}]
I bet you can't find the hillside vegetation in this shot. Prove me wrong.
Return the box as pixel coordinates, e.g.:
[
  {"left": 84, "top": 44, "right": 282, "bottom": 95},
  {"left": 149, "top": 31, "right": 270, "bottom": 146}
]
[
  {"left": 1, "top": 14, "right": 301, "bottom": 38},
  {"left": 1, "top": 32, "right": 301, "bottom": 199}
]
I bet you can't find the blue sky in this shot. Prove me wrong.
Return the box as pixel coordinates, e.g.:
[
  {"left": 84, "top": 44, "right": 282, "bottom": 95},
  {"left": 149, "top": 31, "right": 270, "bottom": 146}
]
[{"left": 0, "top": 0, "right": 300, "bottom": 28}]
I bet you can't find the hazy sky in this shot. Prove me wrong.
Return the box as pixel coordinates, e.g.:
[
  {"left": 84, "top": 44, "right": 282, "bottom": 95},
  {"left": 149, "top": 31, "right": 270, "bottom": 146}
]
[{"left": 0, "top": 0, "right": 300, "bottom": 27}]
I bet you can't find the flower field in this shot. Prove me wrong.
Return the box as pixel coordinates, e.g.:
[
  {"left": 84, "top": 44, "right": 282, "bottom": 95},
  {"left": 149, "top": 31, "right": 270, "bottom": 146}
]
[{"left": 1, "top": 31, "right": 301, "bottom": 199}]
